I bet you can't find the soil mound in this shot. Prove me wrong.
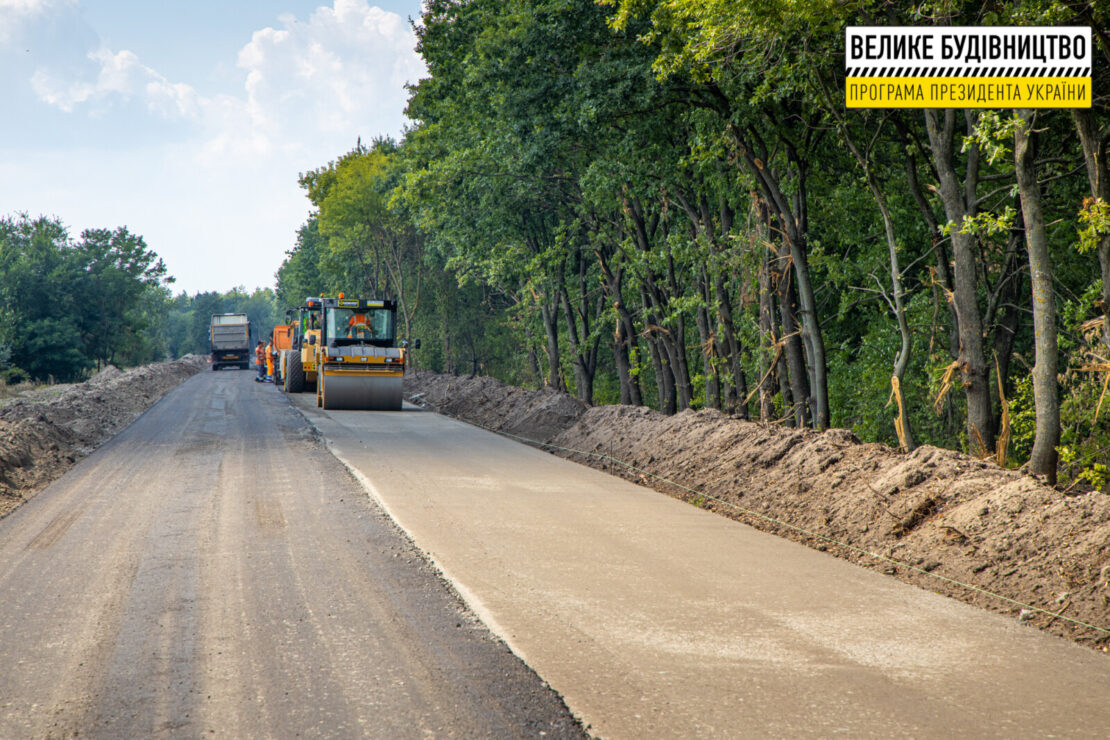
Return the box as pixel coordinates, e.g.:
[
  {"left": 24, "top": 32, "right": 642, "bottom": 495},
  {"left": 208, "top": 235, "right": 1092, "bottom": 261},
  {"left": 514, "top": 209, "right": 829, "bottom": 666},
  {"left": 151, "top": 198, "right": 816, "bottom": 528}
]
[
  {"left": 405, "top": 371, "right": 1110, "bottom": 651},
  {"left": 0, "top": 356, "right": 207, "bottom": 517},
  {"left": 406, "top": 369, "right": 587, "bottom": 442}
]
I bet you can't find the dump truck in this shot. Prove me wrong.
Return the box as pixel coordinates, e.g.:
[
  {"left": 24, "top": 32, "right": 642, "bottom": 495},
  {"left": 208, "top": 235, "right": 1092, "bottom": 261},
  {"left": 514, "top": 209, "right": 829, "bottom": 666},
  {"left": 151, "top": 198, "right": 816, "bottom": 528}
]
[
  {"left": 210, "top": 313, "right": 251, "bottom": 370},
  {"left": 282, "top": 297, "right": 323, "bottom": 393},
  {"left": 314, "top": 296, "right": 416, "bottom": 410}
]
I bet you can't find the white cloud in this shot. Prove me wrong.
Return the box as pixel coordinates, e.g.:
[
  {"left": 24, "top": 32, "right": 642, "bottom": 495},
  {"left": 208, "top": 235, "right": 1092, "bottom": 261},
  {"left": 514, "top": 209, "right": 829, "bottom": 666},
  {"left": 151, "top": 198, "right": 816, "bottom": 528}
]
[
  {"left": 31, "top": 47, "right": 201, "bottom": 116},
  {"left": 7, "top": 1, "right": 425, "bottom": 293},
  {"left": 233, "top": 0, "right": 424, "bottom": 146},
  {"left": 0, "top": 0, "right": 56, "bottom": 20},
  {"left": 27, "top": 0, "right": 422, "bottom": 164},
  {"left": 0, "top": 0, "right": 75, "bottom": 44}
]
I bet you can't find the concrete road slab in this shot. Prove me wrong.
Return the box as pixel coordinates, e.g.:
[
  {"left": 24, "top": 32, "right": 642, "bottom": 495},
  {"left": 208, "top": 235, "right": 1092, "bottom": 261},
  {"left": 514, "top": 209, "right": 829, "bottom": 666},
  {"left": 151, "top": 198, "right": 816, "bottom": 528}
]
[{"left": 291, "top": 393, "right": 1110, "bottom": 739}]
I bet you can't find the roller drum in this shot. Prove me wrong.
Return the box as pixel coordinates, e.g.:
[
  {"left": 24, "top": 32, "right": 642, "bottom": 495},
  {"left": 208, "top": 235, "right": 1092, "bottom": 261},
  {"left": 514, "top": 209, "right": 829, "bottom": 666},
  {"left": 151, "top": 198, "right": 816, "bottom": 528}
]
[{"left": 320, "top": 373, "right": 403, "bottom": 410}]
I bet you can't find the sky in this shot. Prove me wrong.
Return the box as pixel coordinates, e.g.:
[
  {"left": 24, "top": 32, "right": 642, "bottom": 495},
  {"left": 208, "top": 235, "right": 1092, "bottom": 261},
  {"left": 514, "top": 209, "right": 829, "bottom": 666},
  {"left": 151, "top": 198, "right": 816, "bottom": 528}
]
[{"left": 0, "top": 0, "right": 425, "bottom": 294}]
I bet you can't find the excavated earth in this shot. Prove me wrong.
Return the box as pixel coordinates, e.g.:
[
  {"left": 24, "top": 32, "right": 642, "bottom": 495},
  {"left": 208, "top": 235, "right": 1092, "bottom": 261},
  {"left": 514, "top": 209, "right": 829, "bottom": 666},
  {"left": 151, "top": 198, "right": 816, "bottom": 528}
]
[
  {"left": 405, "top": 369, "right": 1110, "bottom": 653},
  {"left": 0, "top": 356, "right": 207, "bottom": 518}
]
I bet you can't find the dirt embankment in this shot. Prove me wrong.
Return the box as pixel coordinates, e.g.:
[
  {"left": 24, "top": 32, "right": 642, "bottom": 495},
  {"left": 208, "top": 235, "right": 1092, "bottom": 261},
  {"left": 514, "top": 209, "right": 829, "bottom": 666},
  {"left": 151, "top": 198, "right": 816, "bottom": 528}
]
[
  {"left": 405, "top": 369, "right": 1110, "bottom": 652},
  {"left": 0, "top": 356, "right": 207, "bottom": 518}
]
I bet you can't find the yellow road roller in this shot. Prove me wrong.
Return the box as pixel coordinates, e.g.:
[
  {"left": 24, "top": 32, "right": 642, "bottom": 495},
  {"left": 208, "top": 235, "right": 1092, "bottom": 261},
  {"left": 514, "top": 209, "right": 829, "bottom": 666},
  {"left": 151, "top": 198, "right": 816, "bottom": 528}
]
[
  {"left": 314, "top": 296, "right": 416, "bottom": 410},
  {"left": 283, "top": 297, "right": 323, "bottom": 394}
]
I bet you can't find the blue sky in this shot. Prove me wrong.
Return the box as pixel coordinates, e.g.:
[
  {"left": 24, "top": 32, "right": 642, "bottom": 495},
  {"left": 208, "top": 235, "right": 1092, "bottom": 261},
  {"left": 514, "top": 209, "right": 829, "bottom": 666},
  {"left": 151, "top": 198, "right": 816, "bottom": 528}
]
[{"left": 1, "top": 0, "right": 425, "bottom": 294}]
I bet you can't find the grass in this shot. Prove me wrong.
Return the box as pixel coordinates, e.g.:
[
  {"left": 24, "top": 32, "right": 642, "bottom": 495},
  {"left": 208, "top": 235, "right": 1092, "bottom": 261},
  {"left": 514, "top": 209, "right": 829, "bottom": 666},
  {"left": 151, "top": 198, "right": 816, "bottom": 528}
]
[{"left": 0, "top": 379, "right": 74, "bottom": 408}]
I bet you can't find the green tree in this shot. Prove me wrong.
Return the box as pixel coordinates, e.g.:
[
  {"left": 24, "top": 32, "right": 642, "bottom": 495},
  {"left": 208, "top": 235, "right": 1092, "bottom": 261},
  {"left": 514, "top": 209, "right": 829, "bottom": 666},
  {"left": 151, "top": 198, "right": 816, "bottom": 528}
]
[{"left": 74, "top": 226, "right": 169, "bottom": 368}]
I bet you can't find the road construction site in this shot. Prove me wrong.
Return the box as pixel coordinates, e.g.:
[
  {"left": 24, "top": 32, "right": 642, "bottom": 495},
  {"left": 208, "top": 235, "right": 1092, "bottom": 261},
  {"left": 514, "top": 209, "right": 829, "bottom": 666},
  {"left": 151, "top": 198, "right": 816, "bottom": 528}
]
[
  {"left": 0, "top": 367, "right": 580, "bottom": 738},
  {"left": 1, "top": 362, "right": 1110, "bottom": 737}
]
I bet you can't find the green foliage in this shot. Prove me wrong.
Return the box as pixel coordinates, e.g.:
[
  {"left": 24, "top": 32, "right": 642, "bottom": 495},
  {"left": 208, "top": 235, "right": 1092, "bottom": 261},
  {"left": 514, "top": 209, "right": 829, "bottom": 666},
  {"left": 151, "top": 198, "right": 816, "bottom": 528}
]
[
  {"left": 268, "top": 0, "right": 1110, "bottom": 487},
  {"left": 276, "top": 219, "right": 326, "bottom": 308},
  {"left": 147, "top": 287, "right": 280, "bottom": 359},
  {"left": 0, "top": 214, "right": 172, "bottom": 381},
  {"left": 1008, "top": 374, "right": 1036, "bottom": 462},
  {"left": 950, "top": 206, "right": 1017, "bottom": 239},
  {"left": 1077, "top": 198, "right": 1110, "bottom": 255},
  {"left": 962, "top": 110, "right": 1020, "bottom": 166}
]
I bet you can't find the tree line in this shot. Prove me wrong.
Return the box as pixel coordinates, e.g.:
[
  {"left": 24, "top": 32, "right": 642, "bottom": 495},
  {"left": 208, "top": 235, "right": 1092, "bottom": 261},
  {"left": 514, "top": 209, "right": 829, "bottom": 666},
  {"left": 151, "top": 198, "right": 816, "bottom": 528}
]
[
  {"left": 278, "top": 0, "right": 1109, "bottom": 489},
  {"left": 0, "top": 213, "right": 282, "bottom": 385},
  {"left": 0, "top": 215, "right": 168, "bottom": 383}
]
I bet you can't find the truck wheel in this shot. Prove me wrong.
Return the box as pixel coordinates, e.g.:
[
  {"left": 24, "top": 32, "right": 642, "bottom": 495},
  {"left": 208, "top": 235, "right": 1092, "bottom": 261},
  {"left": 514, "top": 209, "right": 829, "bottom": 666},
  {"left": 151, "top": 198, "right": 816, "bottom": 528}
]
[{"left": 285, "top": 352, "right": 305, "bottom": 393}]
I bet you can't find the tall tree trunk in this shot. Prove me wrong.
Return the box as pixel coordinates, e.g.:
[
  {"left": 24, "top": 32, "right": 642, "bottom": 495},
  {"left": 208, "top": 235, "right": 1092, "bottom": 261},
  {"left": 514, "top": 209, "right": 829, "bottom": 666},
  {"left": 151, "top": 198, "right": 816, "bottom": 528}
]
[
  {"left": 714, "top": 271, "right": 747, "bottom": 417},
  {"left": 907, "top": 148, "right": 960, "bottom": 360},
  {"left": 924, "top": 109, "right": 994, "bottom": 454},
  {"left": 664, "top": 248, "right": 694, "bottom": 410},
  {"left": 675, "top": 190, "right": 747, "bottom": 416},
  {"left": 990, "top": 268, "right": 1022, "bottom": 429},
  {"left": 560, "top": 283, "right": 596, "bottom": 405},
  {"left": 1014, "top": 109, "right": 1059, "bottom": 483},
  {"left": 726, "top": 121, "right": 828, "bottom": 426},
  {"left": 695, "top": 268, "right": 720, "bottom": 409},
  {"left": 558, "top": 249, "right": 601, "bottom": 405},
  {"left": 758, "top": 240, "right": 779, "bottom": 422},
  {"left": 639, "top": 269, "right": 692, "bottom": 411},
  {"left": 612, "top": 325, "right": 634, "bottom": 405},
  {"left": 1074, "top": 109, "right": 1110, "bottom": 354},
  {"left": 773, "top": 245, "right": 810, "bottom": 427},
  {"left": 628, "top": 197, "right": 687, "bottom": 411},
  {"left": 988, "top": 230, "right": 1023, "bottom": 438},
  {"left": 825, "top": 98, "right": 916, "bottom": 450},
  {"left": 598, "top": 254, "right": 638, "bottom": 405},
  {"left": 527, "top": 341, "right": 542, "bottom": 388},
  {"left": 878, "top": 187, "right": 917, "bottom": 452},
  {"left": 615, "top": 299, "right": 643, "bottom": 407},
  {"left": 786, "top": 158, "right": 829, "bottom": 429},
  {"left": 642, "top": 286, "right": 675, "bottom": 413},
  {"left": 539, "top": 296, "right": 564, "bottom": 392},
  {"left": 712, "top": 195, "right": 747, "bottom": 417},
  {"left": 442, "top": 302, "right": 453, "bottom": 374}
]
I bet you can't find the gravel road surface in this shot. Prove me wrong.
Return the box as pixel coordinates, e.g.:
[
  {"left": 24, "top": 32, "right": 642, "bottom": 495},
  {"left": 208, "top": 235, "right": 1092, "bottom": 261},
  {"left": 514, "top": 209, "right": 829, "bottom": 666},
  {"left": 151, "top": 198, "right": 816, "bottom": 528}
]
[{"left": 0, "top": 370, "right": 583, "bottom": 738}]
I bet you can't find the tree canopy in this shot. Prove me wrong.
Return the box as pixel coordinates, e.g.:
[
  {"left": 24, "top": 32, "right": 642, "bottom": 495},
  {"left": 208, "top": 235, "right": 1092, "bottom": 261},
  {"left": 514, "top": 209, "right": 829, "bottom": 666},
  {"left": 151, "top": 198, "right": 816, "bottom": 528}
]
[{"left": 274, "top": 0, "right": 1108, "bottom": 489}]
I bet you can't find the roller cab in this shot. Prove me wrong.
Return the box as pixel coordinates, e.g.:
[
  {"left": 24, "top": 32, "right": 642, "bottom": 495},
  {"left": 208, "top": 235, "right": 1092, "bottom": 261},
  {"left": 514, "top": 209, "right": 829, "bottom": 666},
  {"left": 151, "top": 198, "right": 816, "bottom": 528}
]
[{"left": 314, "top": 297, "right": 406, "bottom": 410}]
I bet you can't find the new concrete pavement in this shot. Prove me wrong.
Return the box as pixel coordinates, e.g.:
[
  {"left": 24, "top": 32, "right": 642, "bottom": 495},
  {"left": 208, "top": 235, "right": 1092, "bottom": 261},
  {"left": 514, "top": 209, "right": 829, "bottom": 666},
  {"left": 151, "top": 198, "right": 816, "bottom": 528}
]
[{"left": 291, "top": 392, "right": 1110, "bottom": 739}]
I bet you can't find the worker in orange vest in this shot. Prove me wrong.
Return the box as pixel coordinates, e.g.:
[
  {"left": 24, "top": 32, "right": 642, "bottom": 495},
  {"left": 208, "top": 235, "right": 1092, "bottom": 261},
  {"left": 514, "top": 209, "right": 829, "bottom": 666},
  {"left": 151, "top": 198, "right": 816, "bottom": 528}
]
[
  {"left": 265, "top": 339, "right": 274, "bottom": 381},
  {"left": 255, "top": 341, "right": 266, "bottom": 380},
  {"left": 346, "top": 312, "right": 372, "bottom": 338}
]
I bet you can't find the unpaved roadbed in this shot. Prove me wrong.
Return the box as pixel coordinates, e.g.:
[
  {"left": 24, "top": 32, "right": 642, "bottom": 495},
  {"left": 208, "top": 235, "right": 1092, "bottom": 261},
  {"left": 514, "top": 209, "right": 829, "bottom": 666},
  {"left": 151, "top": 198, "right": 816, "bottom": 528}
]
[
  {"left": 405, "top": 369, "right": 1110, "bottom": 651},
  {"left": 0, "top": 356, "right": 207, "bottom": 517},
  {"left": 0, "top": 371, "right": 585, "bottom": 738}
]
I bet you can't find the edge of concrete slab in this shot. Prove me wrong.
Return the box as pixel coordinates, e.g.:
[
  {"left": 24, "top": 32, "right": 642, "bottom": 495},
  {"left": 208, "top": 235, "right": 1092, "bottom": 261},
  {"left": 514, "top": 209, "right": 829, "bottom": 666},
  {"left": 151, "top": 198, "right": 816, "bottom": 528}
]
[{"left": 289, "top": 397, "right": 594, "bottom": 736}]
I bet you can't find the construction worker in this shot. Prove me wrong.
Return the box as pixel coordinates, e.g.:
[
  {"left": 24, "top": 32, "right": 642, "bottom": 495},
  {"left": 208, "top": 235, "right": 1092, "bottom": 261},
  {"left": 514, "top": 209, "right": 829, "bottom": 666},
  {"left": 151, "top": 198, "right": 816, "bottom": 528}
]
[
  {"left": 346, "top": 312, "right": 372, "bottom": 339},
  {"left": 265, "top": 339, "right": 274, "bottom": 381},
  {"left": 255, "top": 341, "right": 266, "bottom": 381}
]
